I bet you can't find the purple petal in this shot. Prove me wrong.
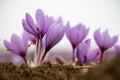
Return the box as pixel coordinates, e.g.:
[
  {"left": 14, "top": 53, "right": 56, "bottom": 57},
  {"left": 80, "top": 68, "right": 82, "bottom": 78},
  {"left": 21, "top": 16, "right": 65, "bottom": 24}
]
[
  {"left": 79, "top": 43, "right": 89, "bottom": 56},
  {"left": 11, "top": 34, "right": 25, "bottom": 54},
  {"left": 46, "top": 20, "right": 65, "bottom": 52},
  {"left": 87, "top": 48, "right": 101, "bottom": 62},
  {"left": 35, "top": 9, "right": 45, "bottom": 33},
  {"left": 4, "top": 40, "right": 13, "bottom": 51},
  {"left": 22, "top": 30, "right": 36, "bottom": 44},
  {"left": 65, "top": 22, "right": 71, "bottom": 39},
  {"left": 4, "top": 36, "right": 19, "bottom": 54},
  {"left": 44, "top": 15, "right": 54, "bottom": 34},
  {"left": 66, "top": 23, "right": 89, "bottom": 47},
  {"left": 84, "top": 39, "right": 91, "bottom": 47},
  {"left": 108, "top": 35, "right": 118, "bottom": 48},
  {"left": 76, "top": 42, "right": 90, "bottom": 65},
  {"left": 101, "top": 30, "right": 110, "bottom": 49},
  {"left": 71, "top": 24, "right": 84, "bottom": 44},
  {"left": 66, "top": 23, "right": 76, "bottom": 45},
  {"left": 77, "top": 24, "right": 89, "bottom": 42},
  {"left": 26, "top": 13, "right": 37, "bottom": 33},
  {"left": 76, "top": 45, "right": 84, "bottom": 65},
  {"left": 22, "top": 19, "right": 37, "bottom": 36},
  {"left": 94, "top": 29, "right": 103, "bottom": 48}
]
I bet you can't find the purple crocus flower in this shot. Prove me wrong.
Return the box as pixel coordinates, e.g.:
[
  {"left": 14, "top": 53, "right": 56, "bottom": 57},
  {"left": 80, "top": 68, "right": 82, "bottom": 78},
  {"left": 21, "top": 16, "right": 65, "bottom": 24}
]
[
  {"left": 22, "top": 9, "right": 64, "bottom": 66},
  {"left": 76, "top": 39, "right": 101, "bottom": 66},
  {"left": 45, "top": 18, "right": 65, "bottom": 52},
  {"left": 22, "top": 9, "right": 54, "bottom": 39},
  {"left": 22, "top": 9, "right": 55, "bottom": 65},
  {"left": 4, "top": 33, "right": 28, "bottom": 62},
  {"left": 66, "top": 23, "right": 89, "bottom": 48},
  {"left": 66, "top": 22, "right": 89, "bottom": 62},
  {"left": 94, "top": 29, "right": 118, "bottom": 62},
  {"left": 40, "top": 18, "right": 65, "bottom": 63}
]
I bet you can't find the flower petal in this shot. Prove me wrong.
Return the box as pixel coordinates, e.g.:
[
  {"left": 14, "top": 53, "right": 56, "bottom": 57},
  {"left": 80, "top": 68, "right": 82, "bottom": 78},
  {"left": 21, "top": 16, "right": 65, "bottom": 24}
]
[
  {"left": 77, "top": 24, "right": 89, "bottom": 43},
  {"left": 4, "top": 40, "right": 15, "bottom": 52},
  {"left": 26, "top": 13, "right": 37, "bottom": 33},
  {"left": 46, "top": 20, "right": 65, "bottom": 52},
  {"left": 79, "top": 43, "right": 89, "bottom": 56},
  {"left": 108, "top": 35, "right": 118, "bottom": 48},
  {"left": 76, "top": 42, "right": 90, "bottom": 65},
  {"left": 76, "top": 45, "right": 84, "bottom": 66},
  {"left": 87, "top": 48, "right": 101, "bottom": 62},
  {"left": 84, "top": 39, "right": 91, "bottom": 47},
  {"left": 66, "top": 23, "right": 89, "bottom": 47},
  {"left": 22, "top": 19, "right": 37, "bottom": 36},
  {"left": 35, "top": 9, "right": 45, "bottom": 33},
  {"left": 11, "top": 34, "right": 23, "bottom": 53},
  {"left": 44, "top": 15, "right": 54, "bottom": 34},
  {"left": 101, "top": 30, "right": 110, "bottom": 49},
  {"left": 94, "top": 29, "right": 103, "bottom": 48}
]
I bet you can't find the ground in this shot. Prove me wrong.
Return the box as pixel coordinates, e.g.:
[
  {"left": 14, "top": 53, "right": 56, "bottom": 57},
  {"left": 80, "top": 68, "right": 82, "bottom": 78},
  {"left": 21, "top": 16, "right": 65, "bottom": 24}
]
[{"left": 0, "top": 55, "right": 120, "bottom": 80}]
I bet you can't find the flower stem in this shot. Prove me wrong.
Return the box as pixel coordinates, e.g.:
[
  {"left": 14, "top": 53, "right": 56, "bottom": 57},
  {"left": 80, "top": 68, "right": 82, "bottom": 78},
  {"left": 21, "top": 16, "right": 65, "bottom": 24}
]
[
  {"left": 72, "top": 47, "right": 76, "bottom": 63},
  {"left": 34, "top": 39, "right": 42, "bottom": 66},
  {"left": 100, "top": 53, "right": 103, "bottom": 63},
  {"left": 23, "top": 57, "right": 27, "bottom": 63}
]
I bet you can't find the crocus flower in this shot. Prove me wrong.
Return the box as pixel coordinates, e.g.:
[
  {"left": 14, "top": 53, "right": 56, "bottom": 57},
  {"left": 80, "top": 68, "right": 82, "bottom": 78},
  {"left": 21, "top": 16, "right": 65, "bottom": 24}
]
[
  {"left": 22, "top": 9, "right": 54, "bottom": 39},
  {"left": 66, "top": 23, "right": 89, "bottom": 62},
  {"left": 22, "top": 9, "right": 55, "bottom": 66},
  {"left": 22, "top": 9, "right": 64, "bottom": 66},
  {"left": 66, "top": 23, "right": 89, "bottom": 48},
  {"left": 45, "top": 18, "right": 65, "bottom": 53},
  {"left": 94, "top": 29, "right": 118, "bottom": 62},
  {"left": 76, "top": 39, "right": 101, "bottom": 66},
  {"left": 4, "top": 33, "right": 28, "bottom": 62},
  {"left": 40, "top": 18, "right": 65, "bottom": 63}
]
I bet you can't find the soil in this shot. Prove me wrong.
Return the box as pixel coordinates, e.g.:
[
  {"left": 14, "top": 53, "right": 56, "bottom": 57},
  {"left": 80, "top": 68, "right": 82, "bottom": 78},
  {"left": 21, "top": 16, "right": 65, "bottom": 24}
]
[
  {"left": 82, "top": 54, "right": 120, "bottom": 80},
  {"left": 0, "top": 55, "right": 120, "bottom": 80}
]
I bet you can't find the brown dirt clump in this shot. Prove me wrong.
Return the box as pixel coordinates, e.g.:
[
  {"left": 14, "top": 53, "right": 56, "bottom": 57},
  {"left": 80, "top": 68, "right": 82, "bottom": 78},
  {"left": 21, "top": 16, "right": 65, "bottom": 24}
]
[{"left": 0, "top": 61, "right": 83, "bottom": 80}]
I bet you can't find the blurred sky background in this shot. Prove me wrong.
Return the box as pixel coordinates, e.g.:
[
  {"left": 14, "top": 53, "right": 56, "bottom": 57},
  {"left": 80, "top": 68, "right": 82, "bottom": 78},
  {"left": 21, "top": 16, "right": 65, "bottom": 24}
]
[{"left": 0, "top": 0, "right": 120, "bottom": 52}]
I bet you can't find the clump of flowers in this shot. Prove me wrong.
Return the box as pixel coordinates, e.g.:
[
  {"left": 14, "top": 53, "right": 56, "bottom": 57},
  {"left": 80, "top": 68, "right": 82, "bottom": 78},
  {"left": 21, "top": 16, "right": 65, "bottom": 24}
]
[
  {"left": 4, "top": 9, "right": 65, "bottom": 67},
  {"left": 1, "top": 9, "right": 120, "bottom": 67}
]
